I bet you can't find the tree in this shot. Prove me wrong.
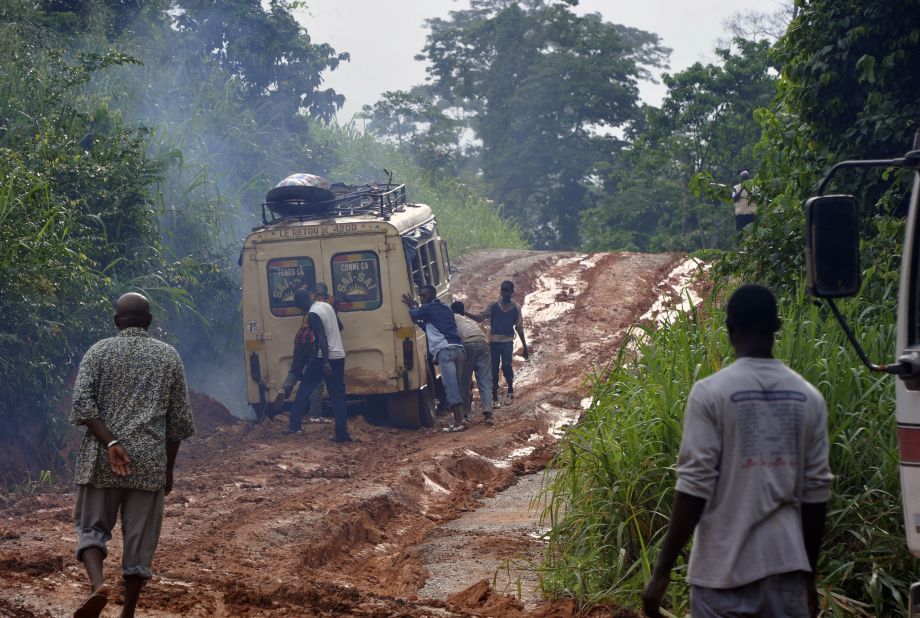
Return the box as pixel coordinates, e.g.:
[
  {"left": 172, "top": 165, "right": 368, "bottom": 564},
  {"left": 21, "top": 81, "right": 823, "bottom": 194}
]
[
  {"left": 722, "top": 3, "right": 795, "bottom": 43},
  {"left": 728, "top": 0, "right": 920, "bottom": 290},
  {"left": 172, "top": 0, "right": 348, "bottom": 122},
  {"left": 419, "top": 0, "right": 668, "bottom": 248},
  {"left": 358, "top": 87, "right": 463, "bottom": 176},
  {"left": 0, "top": 0, "right": 353, "bottom": 479},
  {"left": 0, "top": 23, "right": 167, "bottom": 472},
  {"left": 582, "top": 38, "right": 776, "bottom": 252}
]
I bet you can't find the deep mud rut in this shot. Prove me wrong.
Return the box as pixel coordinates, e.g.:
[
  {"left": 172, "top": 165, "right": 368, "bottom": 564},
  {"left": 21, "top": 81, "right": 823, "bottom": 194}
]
[{"left": 0, "top": 250, "right": 703, "bottom": 617}]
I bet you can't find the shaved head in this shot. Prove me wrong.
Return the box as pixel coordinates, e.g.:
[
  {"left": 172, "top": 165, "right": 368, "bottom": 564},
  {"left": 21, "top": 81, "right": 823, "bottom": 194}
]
[{"left": 114, "top": 292, "right": 152, "bottom": 330}]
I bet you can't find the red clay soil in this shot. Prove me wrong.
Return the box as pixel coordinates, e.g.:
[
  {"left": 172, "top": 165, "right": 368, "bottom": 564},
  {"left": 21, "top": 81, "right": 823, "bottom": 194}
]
[{"left": 0, "top": 249, "right": 697, "bottom": 617}]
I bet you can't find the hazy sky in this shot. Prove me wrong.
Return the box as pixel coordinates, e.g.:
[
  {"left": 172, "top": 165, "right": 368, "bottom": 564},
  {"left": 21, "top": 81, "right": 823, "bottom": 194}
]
[{"left": 295, "top": 0, "right": 784, "bottom": 124}]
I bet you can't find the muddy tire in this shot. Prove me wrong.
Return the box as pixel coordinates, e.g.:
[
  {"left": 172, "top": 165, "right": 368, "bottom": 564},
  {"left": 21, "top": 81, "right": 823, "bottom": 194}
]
[
  {"left": 251, "top": 403, "right": 270, "bottom": 423},
  {"left": 385, "top": 391, "right": 423, "bottom": 428},
  {"left": 418, "top": 378, "right": 436, "bottom": 428},
  {"left": 385, "top": 370, "right": 437, "bottom": 429}
]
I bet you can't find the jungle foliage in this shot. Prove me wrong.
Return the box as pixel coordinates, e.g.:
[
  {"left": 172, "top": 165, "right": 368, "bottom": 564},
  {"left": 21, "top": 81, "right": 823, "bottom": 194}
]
[
  {"left": 582, "top": 38, "right": 776, "bottom": 252},
  {"left": 362, "top": 2, "right": 786, "bottom": 252},
  {"left": 0, "top": 16, "right": 164, "bottom": 473},
  {"left": 725, "top": 0, "right": 920, "bottom": 292}
]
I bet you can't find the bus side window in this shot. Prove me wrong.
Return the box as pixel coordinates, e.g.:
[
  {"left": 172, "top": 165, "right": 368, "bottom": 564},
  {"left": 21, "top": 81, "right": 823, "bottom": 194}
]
[
  {"left": 440, "top": 240, "right": 451, "bottom": 281},
  {"left": 411, "top": 239, "right": 442, "bottom": 288},
  {"left": 411, "top": 249, "right": 423, "bottom": 287},
  {"left": 418, "top": 242, "right": 440, "bottom": 286},
  {"left": 419, "top": 243, "right": 430, "bottom": 284},
  {"left": 427, "top": 240, "right": 441, "bottom": 285}
]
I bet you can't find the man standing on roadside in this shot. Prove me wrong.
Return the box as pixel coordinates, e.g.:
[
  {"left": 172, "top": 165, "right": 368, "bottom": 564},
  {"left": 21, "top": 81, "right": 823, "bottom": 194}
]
[
  {"left": 733, "top": 170, "right": 757, "bottom": 232},
  {"left": 451, "top": 301, "right": 493, "bottom": 424},
  {"left": 71, "top": 292, "right": 195, "bottom": 618},
  {"left": 285, "top": 287, "right": 350, "bottom": 442},
  {"left": 642, "top": 284, "right": 832, "bottom": 618},
  {"left": 471, "top": 280, "right": 529, "bottom": 407},
  {"left": 402, "top": 285, "right": 467, "bottom": 432}
]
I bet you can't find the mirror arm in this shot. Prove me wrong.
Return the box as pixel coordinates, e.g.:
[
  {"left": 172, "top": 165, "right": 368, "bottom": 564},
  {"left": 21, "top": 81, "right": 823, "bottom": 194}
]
[
  {"left": 817, "top": 152, "right": 920, "bottom": 195},
  {"left": 825, "top": 298, "right": 910, "bottom": 375}
]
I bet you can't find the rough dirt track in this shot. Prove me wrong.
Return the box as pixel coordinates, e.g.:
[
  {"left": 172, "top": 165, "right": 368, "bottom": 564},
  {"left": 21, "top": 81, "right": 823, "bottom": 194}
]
[{"left": 0, "top": 249, "right": 699, "bottom": 617}]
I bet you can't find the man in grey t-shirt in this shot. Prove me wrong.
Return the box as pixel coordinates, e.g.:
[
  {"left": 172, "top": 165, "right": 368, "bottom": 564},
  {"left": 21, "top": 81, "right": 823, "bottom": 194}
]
[{"left": 642, "top": 284, "right": 832, "bottom": 618}]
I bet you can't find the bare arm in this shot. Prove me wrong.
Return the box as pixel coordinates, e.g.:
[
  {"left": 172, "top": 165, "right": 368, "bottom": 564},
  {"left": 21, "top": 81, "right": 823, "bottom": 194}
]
[
  {"left": 516, "top": 325, "right": 529, "bottom": 359},
  {"left": 802, "top": 501, "right": 827, "bottom": 617},
  {"left": 802, "top": 502, "right": 826, "bottom": 573},
  {"left": 308, "top": 313, "right": 330, "bottom": 365},
  {"left": 515, "top": 307, "right": 529, "bottom": 359},
  {"left": 165, "top": 440, "right": 181, "bottom": 495},
  {"left": 641, "top": 491, "right": 707, "bottom": 618}
]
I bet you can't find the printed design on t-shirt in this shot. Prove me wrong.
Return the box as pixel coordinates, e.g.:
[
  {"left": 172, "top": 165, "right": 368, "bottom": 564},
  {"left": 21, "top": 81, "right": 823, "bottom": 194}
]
[
  {"left": 733, "top": 390, "right": 807, "bottom": 470},
  {"left": 730, "top": 390, "right": 807, "bottom": 403},
  {"left": 297, "top": 326, "right": 314, "bottom": 345}
]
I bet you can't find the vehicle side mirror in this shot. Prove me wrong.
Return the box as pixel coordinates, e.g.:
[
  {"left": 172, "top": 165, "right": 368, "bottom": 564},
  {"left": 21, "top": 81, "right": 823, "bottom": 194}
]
[{"left": 805, "top": 194, "right": 861, "bottom": 298}]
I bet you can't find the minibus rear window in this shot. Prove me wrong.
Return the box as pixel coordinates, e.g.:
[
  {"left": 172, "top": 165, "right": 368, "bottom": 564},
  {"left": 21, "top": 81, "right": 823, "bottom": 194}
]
[
  {"left": 267, "top": 257, "right": 316, "bottom": 317},
  {"left": 331, "top": 251, "right": 383, "bottom": 312}
]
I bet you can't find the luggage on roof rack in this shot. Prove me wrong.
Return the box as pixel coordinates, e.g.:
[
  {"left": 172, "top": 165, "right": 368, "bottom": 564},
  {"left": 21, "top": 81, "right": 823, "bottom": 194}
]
[
  {"left": 264, "top": 173, "right": 336, "bottom": 217},
  {"left": 262, "top": 178, "right": 409, "bottom": 224}
]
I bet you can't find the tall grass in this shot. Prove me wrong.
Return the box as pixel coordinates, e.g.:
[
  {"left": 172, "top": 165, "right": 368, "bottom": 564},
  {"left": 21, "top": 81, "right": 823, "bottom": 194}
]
[{"left": 541, "top": 284, "right": 909, "bottom": 616}]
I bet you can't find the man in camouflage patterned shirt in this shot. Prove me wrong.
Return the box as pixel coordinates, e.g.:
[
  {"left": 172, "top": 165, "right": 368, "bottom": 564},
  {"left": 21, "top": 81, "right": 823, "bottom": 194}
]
[{"left": 70, "top": 292, "right": 195, "bottom": 618}]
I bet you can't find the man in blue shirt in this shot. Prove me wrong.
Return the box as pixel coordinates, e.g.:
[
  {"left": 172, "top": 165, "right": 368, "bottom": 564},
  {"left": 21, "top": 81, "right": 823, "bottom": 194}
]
[{"left": 402, "top": 285, "right": 467, "bottom": 431}]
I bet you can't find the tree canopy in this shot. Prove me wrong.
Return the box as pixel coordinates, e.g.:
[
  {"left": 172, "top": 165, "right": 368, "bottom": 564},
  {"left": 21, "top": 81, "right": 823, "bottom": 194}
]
[
  {"left": 582, "top": 38, "right": 776, "bottom": 252},
  {"left": 728, "top": 0, "right": 920, "bottom": 289},
  {"left": 417, "top": 0, "right": 668, "bottom": 248}
]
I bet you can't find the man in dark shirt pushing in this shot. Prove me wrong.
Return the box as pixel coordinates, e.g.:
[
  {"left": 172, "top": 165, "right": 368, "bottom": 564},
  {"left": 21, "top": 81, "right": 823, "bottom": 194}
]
[{"left": 402, "top": 285, "right": 467, "bottom": 431}]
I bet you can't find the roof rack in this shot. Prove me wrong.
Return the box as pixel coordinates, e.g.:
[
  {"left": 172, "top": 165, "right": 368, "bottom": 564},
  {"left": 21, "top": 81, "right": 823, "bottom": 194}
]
[{"left": 260, "top": 183, "right": 408, "bottom": 225}]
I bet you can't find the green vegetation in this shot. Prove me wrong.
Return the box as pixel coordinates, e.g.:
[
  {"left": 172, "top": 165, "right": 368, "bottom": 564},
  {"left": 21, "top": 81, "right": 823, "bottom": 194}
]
[
  {"left": 724, "top": 0, "right": 920, "bottom": 291},
  {"left": 315, "top": 122, "right": 527, "bottom": 255},
  {"left": 582, "top": 38, "right": 776, "bottom": 253},
  {"left": 0, "top": 26, "right": 166, "bottom": 471}
]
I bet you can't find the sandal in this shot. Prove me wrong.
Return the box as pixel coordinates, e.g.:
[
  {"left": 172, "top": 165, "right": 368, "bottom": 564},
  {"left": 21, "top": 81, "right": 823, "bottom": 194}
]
[{"left": 74, "top": 584, "right": 109, "bottom": 618}]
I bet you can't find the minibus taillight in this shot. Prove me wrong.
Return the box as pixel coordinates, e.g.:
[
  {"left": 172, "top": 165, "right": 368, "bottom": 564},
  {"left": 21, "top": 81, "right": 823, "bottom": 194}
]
[{"left": 402, "top": 338, "right": 414, "bottom": 370}]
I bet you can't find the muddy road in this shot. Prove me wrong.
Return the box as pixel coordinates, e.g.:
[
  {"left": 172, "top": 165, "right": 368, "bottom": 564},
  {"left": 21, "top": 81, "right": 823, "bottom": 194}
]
[{"left": 0, "top": 250, "right": 701, "bottom": 617}]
